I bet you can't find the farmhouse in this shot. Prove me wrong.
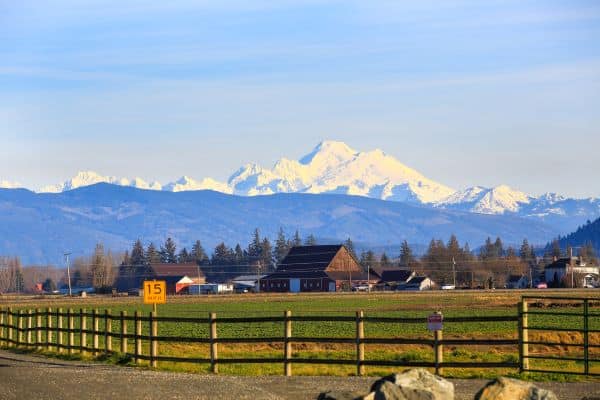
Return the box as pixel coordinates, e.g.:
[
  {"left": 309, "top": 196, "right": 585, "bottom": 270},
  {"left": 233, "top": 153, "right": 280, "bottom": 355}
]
[
  {"left": 260, "top": 245, "right": 368, "bottom": 292},
  {"left": 115, "top": 262, "right": 206, "bottom": 294},
  {"left": 397, "top": 276, "right": 436, "bottom": 291},
  {"left": 371, "top": 267, "right": 415, "bottom": 290},
  {"left": 544, "top": 257, "right": 599, "bottom": 288}
]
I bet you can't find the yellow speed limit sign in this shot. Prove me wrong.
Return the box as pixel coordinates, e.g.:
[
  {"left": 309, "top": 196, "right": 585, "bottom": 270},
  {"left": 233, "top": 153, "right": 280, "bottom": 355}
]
[{"left": 143, "top": 280, "right": 166, "bottom": 304}]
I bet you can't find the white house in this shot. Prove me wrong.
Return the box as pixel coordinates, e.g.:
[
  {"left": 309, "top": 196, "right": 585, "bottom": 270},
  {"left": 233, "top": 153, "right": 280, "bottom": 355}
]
[{"left": 545, "top": 257, "right": 599, "bottom": 288}]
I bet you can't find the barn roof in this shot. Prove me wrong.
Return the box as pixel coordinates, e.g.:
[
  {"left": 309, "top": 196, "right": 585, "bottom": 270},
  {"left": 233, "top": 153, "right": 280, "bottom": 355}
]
[
  {"left": 277, "top": 245, "right": 344, "bottom": 271},
  {"left": 375, "top": 268, "right": 413, "bottom": 283}
]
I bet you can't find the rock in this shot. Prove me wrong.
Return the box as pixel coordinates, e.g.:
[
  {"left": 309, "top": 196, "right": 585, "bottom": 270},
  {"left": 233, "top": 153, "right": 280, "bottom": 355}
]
[
  {"left": 317, "top": 390, "right": 367, "bottom": 400},
  {"left": 475, "top": 377, "right": 558, "bottom": 400},
  {"left": 372, "top": 380, "right": 434, "bottom": 400},
  {"left": 370, "top": 369, "right": 453, "bottom": 400}
]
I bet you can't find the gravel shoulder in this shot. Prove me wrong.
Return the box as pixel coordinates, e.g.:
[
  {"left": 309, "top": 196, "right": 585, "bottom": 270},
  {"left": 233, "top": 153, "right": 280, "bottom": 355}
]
[{"left": 0, "top": 350, "right": 598, "bottom": 400}]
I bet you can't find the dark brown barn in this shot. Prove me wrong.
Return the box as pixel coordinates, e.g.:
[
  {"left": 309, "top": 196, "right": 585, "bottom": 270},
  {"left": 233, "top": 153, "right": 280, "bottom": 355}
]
[{"left": 260, "top": 245, "right": 369, "bottom": 292}]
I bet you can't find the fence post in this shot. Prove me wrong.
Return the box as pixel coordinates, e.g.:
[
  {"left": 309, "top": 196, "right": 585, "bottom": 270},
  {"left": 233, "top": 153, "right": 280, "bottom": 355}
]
[
  {"left": 80, "top": 309, "right": 87, "bottom": 354},
  {"left": 68, "top": 308, "right": 74, "bottom": 355},
  {"left": 7, "top": 308, "right": 13, "bottom": 347},
  {"left": 284, "top": 310, "right": 292, "bottom": 376},
  {"left": 36, "top": 308, "right": 42, "bottom": 349},
  {"left": 519, "top": 300, "right": 529, "bottom": 372},
  {"left": 210, "top": 312, "right": 218, "bottom": 374},
  {"left": 0, "top": 308, "right": 4, "bottom": 347},
  {"left": 57, "top": 308, "right": 63, "bottom": 353},
  {"left": 17, "top": 311, "right": 22, "bottom": 347},
  {"left": 584, "top": 299, "right": 589, "bottom": 375},
  {"left": 434, "top": 328, "right": 443, "bottom": 376},
  {"left": 120, "top": 311, "right": 127, "bottom": 354},
  {"left": 17, "top": 310, "right": 23, "bottom": 347},
  {"left": 27, "top": 310, "right": 33, "bottom": 346},
  {"left": 93, "top": 309, "right": 99, "bottom": 355},
  {"left": 135, "top": 311, "right": 142, "bottom": 365},
  {"left": 356, "top": 310, "right": 365, "bottom": 376},
  {"left": 46, "top": 308, "right": 53, "bottom": 351},
  {"left": 105, "top": 309, "right": 112, "bottom": 354},
  {"left": 150, "top": 311, "right": 158, "bottom": 368}
]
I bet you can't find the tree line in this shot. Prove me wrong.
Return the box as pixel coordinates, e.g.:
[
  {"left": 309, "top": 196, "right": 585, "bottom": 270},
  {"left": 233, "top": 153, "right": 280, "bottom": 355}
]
[{"left": 3, "top": 228, "right": 598, "bottom": 293}]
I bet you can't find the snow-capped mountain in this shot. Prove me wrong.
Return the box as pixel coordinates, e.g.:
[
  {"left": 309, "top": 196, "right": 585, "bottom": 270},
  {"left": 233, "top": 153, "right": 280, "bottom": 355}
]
[
  {"left": 0, "top": 180, "right": 22, "bottom": 189},
  {"left": 435, "top": 184, "right": 600, "bottom": 229},
  {"left": 23, "top": 141, "right": 600, "bottom": 227},
  {"left": 39, "top": 171, "right": 162, "bottom": 193},
  {"left": 163, "top": 176, "right": 232, "bottom": 193},
  {"left": 228, "top": 141, "right": 455, "bottom": 203},
  {"left": 437, "top": 185, "right": 531, "bottom": 214}
]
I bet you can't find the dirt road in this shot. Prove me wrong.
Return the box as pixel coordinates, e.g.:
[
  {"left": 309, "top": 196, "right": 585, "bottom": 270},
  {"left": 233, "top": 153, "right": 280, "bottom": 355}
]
[{"left": 0, "top": 350, "right": 598, "bottom": 400}]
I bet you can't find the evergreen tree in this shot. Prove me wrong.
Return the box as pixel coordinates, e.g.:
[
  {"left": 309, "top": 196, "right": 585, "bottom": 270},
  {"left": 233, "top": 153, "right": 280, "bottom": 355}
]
[
  {"left": 273, "top": 228, "right": 290, "bottom": 264},
  {"left": 494, "top": 237, "right": 504, "bottom": 258},
  {"left": 42, "top": 278, "right": 56, "bottom": 292},
  {"left": 90, "top": 243, "right": 113, "bottom": 288},
  {"left": 380, "top": 253, "right": 390, "bottom": 267},
  {"left": 359, "top": 250, "right": 377, "bottom": 267},
  {"left": 292, "top": 230, "right": 302, "bottom": 247},
  {"left": 248, "top": 229, "right": 262, "bottom": 259},
  {"left": 480, "top": 237, "right": 493, "bottom": 260},
  {"left": 160, "top": 237, "right": 177, "bottom": 264},
  {"left": 178, "top": 247, "right": 191, "bottom": 263},
  {"left": 551, "top": 239, "right": 562, "bottom": 258},
  {"left": 145, "top": 242, "right": 161, "bottom": 264},
  {"left": 399, "top": 240, "right": 415, "bottom": 267},
  {"left": 234, "top": 244, "right": 246, "bottom": 265},
  {"left": 519, "top": 239, "right": 531, "bottom": 262},
  {"left": 130, "top": 239, "right": 146, "bottom": 266},
  {"left": 212, "top": 242, "right": 230, "bottom": 265},
  {"left": 305, "top": 234, "right": 317, "bottom": 246},
  {"left": 191, "top": 240, "right": 209, "bottom": 264},
  {"left": 447, "top": 234, "right": 461, "bottom": 260},
  {"left": 261, "top": 237, "right": 274, "bottom": 270}
]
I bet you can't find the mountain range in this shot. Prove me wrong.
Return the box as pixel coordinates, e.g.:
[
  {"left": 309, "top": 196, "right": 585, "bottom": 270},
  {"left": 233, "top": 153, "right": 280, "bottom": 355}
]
[
  {"left": 3, "top": 141, "right": 598, "bottom": 231},
  {"left": 0, "top": 184, "right": 558, "bottom": 265}
]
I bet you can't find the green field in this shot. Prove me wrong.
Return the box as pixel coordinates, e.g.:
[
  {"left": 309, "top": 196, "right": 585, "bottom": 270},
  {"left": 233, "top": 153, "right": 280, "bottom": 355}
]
[{"left": 1, "top": 290, "right": 599, "bottom": 380}]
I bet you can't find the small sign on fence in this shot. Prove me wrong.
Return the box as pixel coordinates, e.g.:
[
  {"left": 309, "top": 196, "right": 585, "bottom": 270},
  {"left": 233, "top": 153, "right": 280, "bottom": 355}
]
[
  {"left": 427, "top": 312, "right": 443, "bottom": 331},
  {"left": 143, "top": 280, "right": 166, "bottom": 305}
]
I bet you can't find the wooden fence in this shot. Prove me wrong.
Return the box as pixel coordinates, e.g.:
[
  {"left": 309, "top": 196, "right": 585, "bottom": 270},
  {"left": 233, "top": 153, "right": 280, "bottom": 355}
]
[
  {"left": 520, "top": 296, "right": 600, "bottom": 376},
  {"left": 0, "top": 307, "right": 519, "bottom": 376},
  {"left": 0, "top": 296, "right": 597, "bottom": 377}
]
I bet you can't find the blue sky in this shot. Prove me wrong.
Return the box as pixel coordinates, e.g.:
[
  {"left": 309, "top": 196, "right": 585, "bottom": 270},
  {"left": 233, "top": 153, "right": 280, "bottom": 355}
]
[{"left": 1, "top": 0, "right": 599, "bottom": 197}]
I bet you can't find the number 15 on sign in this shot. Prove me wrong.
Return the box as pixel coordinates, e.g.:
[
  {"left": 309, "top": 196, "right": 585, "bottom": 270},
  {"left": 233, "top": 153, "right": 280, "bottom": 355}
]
[{"left": 143, "top": 281, "right": 166, "bottom": 313}]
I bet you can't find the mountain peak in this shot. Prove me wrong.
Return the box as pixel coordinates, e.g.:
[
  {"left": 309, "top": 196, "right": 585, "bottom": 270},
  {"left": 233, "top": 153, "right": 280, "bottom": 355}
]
[{"left": 299, "top": 140, "right": 357, "bottom": 166}]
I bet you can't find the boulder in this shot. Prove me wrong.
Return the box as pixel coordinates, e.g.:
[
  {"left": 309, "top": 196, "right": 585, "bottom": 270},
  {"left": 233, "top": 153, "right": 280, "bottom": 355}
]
[
  {"left": 475, "top": 377, "right": 558, "bottom": 400},
  {"left": 318, "top": 390, "right": 368, "bottom": 400},
  {"left": 369, "top": 369, "right": 453, "bottom": 400}
]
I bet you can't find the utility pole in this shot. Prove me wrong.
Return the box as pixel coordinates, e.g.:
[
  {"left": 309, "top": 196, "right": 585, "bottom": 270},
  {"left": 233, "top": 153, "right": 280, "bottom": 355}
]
[
  {"left": 64, "top": 252, "right": 72, "bottom": 297},
  {"left": 452, "top": 257, "right": 457, "bottom": 288},
  {"left": 367, "top": 265, "right": 370, "bottom": 293},
  {"left": 256, "top": 261, "right": 262, "bottom": 293}
]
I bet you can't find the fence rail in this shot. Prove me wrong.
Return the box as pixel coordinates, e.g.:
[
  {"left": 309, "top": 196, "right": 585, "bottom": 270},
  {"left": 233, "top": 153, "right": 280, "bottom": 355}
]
[{"left": 0, "top": 296, "right": 597, "bottom": 377}]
